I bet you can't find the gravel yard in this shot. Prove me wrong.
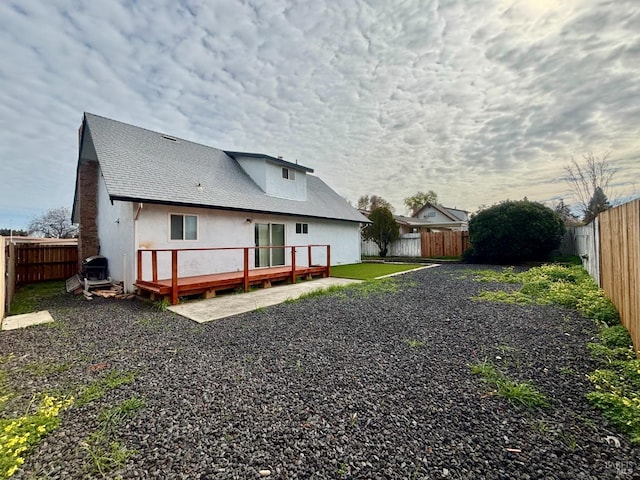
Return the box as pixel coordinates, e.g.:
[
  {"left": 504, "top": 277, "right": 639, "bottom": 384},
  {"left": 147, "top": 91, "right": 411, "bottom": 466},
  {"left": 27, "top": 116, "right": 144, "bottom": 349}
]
[{"left": 2, "top": 264, "right": 638, "bottom": 479}]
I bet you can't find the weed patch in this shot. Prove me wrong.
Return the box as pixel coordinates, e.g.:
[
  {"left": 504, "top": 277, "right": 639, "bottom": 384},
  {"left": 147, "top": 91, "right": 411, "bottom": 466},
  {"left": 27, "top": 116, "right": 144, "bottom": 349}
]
[
  {"left": 470, "top": 263, "right": 639, "bottom": 445},
  {"left": 0, "top": 394, "right": 73, "bottom": 478},
  {"left": 289, "top": 278, "right": 399, "bottom": 303},
  {"left": 470, "top": 264, "right": 619, "bottom": 325},
  {"left": 76, "top": 370, "right": 136, "bottom": 407},
  {"left": 469, "top": 359, "right": 549, "bottom": 408}
]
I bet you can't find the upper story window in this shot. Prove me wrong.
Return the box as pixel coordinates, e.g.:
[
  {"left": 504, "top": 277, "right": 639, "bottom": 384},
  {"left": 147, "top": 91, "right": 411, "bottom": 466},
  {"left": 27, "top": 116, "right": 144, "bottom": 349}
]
[
  {"left": 296, "top": 223, "right": 308, "bottom": 234},
  {"left": 427, "top": 211, "right": 436, "bottom": 217},
  {"left": 282, "top": 167, "right": 296, "bottom": 180},
  {"left": 170, "top": 214, "right": 198, "bottom": 240}
]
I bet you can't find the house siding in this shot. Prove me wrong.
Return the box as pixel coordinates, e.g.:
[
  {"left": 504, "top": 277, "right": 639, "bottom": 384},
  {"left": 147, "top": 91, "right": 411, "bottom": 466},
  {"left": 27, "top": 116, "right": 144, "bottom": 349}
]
[
  {"left": 134, "top": 204, "right": 361, "bottom": 281},
  {"left": 264, "top": 161, "right": 307, "bottom": 201},
  {"left": 96, "top": 172, "right": 135, "bottom": 291}
]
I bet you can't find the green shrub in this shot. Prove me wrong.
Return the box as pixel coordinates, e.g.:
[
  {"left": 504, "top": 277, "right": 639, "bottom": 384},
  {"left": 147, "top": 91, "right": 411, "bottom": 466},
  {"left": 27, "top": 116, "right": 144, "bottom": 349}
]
[{"left": 468, "top": 200, "right": 565, "bottom": 263}]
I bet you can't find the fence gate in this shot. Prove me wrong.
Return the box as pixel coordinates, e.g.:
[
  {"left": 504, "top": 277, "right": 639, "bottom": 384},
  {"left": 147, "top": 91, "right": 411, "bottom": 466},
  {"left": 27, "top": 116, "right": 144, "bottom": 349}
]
[
  {"left": 14, "top": 244, "right": 78, "bottom": 284},
  {"left": 420, "top": 231, "right": 470, "bottom": 258}
]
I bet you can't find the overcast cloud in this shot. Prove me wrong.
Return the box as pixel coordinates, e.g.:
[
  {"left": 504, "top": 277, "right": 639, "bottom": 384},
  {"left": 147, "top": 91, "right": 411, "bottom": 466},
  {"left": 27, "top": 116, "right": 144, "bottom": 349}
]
[{"left": 1, "top": 0, "right": 639, "bottom": 228}]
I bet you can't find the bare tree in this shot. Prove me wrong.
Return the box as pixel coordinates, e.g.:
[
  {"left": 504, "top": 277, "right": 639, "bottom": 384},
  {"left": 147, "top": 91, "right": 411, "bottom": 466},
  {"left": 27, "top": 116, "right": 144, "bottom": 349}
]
[
  {"left": 28, "top": 207, "right": 77, "bottom": 238},
  {"left": 563, "top": 152, "right": 617, "bottom": 222},
  {"left": 357, "top": 195, "right": 394, "bottom": 212}
]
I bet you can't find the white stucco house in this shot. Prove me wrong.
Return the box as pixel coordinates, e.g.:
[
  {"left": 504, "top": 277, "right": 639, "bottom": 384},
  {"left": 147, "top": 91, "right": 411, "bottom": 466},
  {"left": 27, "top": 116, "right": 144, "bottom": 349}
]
[{"left": 71, "top": 113, "right": 368, "bottom": 294}]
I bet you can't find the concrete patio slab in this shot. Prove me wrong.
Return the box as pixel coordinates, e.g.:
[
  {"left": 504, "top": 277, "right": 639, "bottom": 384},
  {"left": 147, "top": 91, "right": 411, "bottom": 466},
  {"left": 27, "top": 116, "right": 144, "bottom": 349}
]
[
  {"left": 168, "top": 277, "right": 361, "bottom": 323},
  {"left": 2, "top": 310, "right": 54, "bottom": 331}
]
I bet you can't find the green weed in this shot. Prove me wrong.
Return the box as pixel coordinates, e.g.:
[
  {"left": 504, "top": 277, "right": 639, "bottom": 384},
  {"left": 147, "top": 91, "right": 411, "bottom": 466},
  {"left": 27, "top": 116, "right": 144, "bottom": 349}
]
[
  {"left": 497, "top": 380, "right": 549, "bottom": 408},
  {"left": 153, "top": 297, "right": 170, "bottom": 312},
  {"left": 600, "top": 325, "right": 633, "bottom": 348},
  {"left": 289, "top": 278, "right": 399, "bottom": 303},
  {"left": 559, "top": 366, "right": 576, "bottom": 375},
  {"left": 21, "top": 361, "right": 72, "bottom": 377},
  {"left": 471, "top": 264, "right": 619, "bottom": 325},
  {"left": 405, "top": 339, "right": 424, "bottom": 348},
  {"left": 76, "top": 371, "right": 136, "bottom": 407},
  {"left": 82, "top": 397, "right": 146, "bottom": 477},
  {"left": 82, "top": 435, "right": 135, "bottom": 478},
  {"left": 469, "top": 360, "right": 548, "bottom": 408}
]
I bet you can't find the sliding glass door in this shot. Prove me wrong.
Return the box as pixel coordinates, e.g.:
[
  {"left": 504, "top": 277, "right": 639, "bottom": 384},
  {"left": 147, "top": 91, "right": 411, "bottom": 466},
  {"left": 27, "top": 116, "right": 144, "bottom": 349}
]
[{"left": 255, "top": 223, "right": 285, "bottom": 267}]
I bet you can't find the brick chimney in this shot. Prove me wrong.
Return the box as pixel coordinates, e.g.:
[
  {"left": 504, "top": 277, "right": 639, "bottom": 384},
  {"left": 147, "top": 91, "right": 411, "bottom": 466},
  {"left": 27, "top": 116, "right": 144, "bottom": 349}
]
[{"left": 76, "top": 152, "right": 100, "bottom": 269}]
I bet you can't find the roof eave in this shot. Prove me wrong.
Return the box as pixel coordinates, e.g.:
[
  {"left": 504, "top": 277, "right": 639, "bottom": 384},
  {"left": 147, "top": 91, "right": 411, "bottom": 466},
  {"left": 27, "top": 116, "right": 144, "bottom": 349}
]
[{"left": 109, "top": 195, "right": 367, "bottom": 224}]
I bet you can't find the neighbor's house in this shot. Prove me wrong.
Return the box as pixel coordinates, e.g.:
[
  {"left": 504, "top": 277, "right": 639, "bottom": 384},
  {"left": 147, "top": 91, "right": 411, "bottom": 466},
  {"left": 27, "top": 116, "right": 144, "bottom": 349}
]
[
  {"left": 396, "top": 203, "right": 469, "bottom": 233},
  {"left": 72, "top": 113, "right": 368, "bottom": 294}
]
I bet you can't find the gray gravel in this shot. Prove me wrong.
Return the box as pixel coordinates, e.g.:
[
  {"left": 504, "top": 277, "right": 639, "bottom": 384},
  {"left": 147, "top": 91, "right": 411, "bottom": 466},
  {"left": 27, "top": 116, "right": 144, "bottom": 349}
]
[{"left": 2, "top": 264, "right": 638, "bottom": 479}]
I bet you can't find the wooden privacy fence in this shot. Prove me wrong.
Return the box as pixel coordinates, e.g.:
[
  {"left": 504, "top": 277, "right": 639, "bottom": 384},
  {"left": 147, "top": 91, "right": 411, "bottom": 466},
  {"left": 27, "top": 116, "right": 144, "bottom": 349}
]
[
  {"left": 421, "top": 231, "right": 470, "bottom": 258},
  {"left": 362, "top": 231, "right": 470, "bottom": 258},
  {"left": 598, "top": 200, "right": 640, "bottom": 353},
  {"left": 13, "top": 243, "right": 78, "bottom": 284}
]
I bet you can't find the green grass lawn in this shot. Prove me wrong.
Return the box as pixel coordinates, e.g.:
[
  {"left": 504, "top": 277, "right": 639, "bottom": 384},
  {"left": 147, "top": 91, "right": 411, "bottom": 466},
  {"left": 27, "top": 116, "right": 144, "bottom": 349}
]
[
  {"left": 330, "top": 262, "right": 422, "bottom": 280},
  {"left": 9, "top": 280, "right": 66, "bottom": 315}
]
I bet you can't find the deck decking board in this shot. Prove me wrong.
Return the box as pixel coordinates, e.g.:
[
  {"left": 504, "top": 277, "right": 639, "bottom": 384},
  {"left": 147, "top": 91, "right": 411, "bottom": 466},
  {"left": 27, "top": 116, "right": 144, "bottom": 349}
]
[{"left": 135, "top": 265, "right": 328, "bottom": 303}]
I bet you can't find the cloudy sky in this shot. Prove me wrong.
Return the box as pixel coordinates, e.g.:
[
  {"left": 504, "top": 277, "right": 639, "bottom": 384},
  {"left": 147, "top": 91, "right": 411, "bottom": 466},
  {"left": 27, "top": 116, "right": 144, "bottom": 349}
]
[{"left": 1, "top": 0, "right": 639, "bottom": 229}]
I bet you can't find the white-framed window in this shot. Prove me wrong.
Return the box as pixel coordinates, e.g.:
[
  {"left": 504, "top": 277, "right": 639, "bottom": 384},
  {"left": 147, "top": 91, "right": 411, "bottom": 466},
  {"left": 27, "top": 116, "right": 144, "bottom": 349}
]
[
  {"left": 296, "top": 223, "right": 308, "bottom": 234},
  {"left": 282, "top": 167, "right": 296, "bottom": 180},
  {"left": 170, "top": 214, "right": 198, "bottom": 240}
]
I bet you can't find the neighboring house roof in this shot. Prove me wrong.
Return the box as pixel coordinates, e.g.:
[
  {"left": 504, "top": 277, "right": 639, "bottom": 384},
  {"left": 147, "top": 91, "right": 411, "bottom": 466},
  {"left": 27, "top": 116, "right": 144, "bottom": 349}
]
[
  {"left": 443, "top": 207, "right": 470, "bottom": 222},
  {"left": 414, "top": 203, "right": 465, "bottom": 222},
  {"left": 74, "top": 113, "right": 368, "bottom": 224}
]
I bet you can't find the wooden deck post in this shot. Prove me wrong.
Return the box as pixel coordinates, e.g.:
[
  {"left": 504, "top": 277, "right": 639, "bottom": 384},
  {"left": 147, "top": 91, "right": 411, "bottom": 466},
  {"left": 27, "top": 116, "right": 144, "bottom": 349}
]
[
  {"left": 137, "top": 249, "right": 142, "bottom": 282},
  {"left": 243, "top": 247, "right": 249, "bottom": 292},
  {"left": 171, "top": 249, "right": 178, "bottom": 305},
  {"left": 326, "top": 245, "right": 331, "bottom": 277},
  {"left": 151, "top": 250, "right": 158, "bottom": 282},
  {"left": 308, "top": 245, "right": 312, "bottom": 267},
  {"left": 291, "top": 246, "right": 296, "bottom": 284}
]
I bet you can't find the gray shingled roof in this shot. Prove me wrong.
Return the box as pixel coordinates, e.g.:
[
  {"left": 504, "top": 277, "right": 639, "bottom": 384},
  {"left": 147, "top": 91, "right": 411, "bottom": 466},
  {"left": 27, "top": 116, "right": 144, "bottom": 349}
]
[{"left": 81, "top": 113, "right": 368, "bottom": 223}]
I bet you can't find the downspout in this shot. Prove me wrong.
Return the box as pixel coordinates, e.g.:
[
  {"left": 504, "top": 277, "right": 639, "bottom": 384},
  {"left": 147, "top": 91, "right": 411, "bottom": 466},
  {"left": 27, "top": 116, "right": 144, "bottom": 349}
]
[{"left": 133, "top": 203, "right": 143, "bottom": 291}]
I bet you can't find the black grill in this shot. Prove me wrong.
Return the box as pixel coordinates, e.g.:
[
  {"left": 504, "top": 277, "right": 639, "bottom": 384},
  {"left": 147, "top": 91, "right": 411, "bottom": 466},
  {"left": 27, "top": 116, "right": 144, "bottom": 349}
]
[{"left": 82, "top": 255, "right": 108, "bottom": 281}]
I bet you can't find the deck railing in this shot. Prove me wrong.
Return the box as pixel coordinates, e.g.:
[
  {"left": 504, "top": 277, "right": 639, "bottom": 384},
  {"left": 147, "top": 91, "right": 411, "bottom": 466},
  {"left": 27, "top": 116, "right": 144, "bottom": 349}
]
[{"left": 136, "top": 245, "right": 331, "bottom": 304}]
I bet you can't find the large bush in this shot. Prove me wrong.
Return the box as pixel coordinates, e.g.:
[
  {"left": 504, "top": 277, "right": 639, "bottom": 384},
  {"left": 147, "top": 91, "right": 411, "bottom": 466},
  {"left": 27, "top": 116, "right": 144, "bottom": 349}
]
[{"left": 466, "top": 200, "right": 565, "bottom": 263}]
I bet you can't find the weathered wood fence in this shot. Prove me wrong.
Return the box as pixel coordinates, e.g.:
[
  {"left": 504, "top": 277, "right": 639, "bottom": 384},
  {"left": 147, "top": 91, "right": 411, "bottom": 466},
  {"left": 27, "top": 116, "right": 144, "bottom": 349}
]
[
  {"left": 563, "top": 199, "right": 640, "bottom": 353},
  {"left": 2, "top": 238, "right": 78, "bottom": 317},
  {"left": 362, "top": 231, "right": 470, "bottom": 258},
  {"left": 13, "top": 243, "right": 78, "bottom": 284},
  {"left": 599, "top": 200, "right": 640, "bottom": 352}
]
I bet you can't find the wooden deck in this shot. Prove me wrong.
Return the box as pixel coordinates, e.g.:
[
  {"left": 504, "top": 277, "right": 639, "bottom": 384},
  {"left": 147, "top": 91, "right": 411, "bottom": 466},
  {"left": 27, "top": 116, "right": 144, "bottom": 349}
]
[{"left": 135, "top": 245, "right": 331, "bottom": 304}]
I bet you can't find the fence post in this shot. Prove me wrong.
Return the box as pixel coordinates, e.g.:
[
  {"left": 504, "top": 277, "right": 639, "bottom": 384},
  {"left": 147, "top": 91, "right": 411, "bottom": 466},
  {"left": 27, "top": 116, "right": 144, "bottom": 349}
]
[
  {"left": 137, "top": 250, "right": 142, "bottom": 282},
  {"left": 308, "top": 245, "right": 312, "bottom": 267}
]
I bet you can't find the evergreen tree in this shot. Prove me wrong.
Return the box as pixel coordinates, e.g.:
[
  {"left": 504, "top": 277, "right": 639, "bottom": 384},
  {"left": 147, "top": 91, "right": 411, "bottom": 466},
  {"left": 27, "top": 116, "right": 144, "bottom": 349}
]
[
  {"left": 362, "top": 207, "right": 399, "bottom": 257},
  {"left": 583, "top": 187, "right": 611, "bottom": 224}
]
